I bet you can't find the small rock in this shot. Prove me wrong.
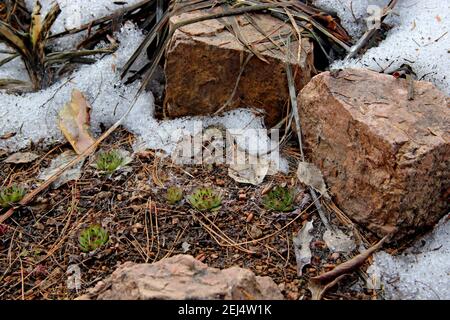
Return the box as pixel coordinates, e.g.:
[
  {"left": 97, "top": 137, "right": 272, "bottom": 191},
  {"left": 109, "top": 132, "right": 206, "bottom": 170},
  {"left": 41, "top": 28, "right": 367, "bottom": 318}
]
[
  {"left": 330, "top": 252, "right": 340, "bottom": 261},
  {"left": 286, "top": 291, "right": 300, "bottom": 300},
  {"left": 195, "top": 253, "right": 206, "bottom": 262},
  {"left": 34, "top": 222, "right": 45, "bottom": 231},
  {"left": 249, "top": 225, "right": 263, "bottom": 239}
]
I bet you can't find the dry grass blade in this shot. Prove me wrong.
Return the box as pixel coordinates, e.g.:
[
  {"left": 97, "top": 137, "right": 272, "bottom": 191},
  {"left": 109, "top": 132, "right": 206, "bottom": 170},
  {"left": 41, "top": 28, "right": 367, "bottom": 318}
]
[
  {"left": 0, "top": 78, "right": 30, "bottom": 90},
  {"left": 241, "top": 0, "right": 351, "bottom": 52},
  {"left": 309, "top": 274, "right": 348, "bottom": 300},
  {"left": 45, "top": 46, "right": 117, "bottom": 66},
  {"left": 29, "top": 1, "right": 42, "bottom": 48},
  {"left": 0, "top": 20, "right": 28, "bottom": 56},
  {"left": 48, "top": 0, "right": 155, "bottom": 40},
  {"left": 120, "top": 9, "right": 170, "bottom": 79},
  {"left": 285, "top": 41, "right": 332, "bottom": 231},
  {"left": 0, "top": 52, "right": 19, "bottom": 67},
  {"left": 36, "top": 2, "right": 61, "bottom": 48}
]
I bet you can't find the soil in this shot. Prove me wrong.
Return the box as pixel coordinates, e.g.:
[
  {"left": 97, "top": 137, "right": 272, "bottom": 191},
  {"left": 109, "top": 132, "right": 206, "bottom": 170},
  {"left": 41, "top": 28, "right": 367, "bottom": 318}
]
[{"left": 0, "top": 128, "right": 379, "bottom": 300}]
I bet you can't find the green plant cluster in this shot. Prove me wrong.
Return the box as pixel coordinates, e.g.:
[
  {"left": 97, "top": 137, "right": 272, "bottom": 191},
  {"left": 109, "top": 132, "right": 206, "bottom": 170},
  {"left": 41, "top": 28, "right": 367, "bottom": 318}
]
[
  {"left": 0, "top": 185, "right": 25, "bottom": 208},
  {"left": 95, "top": 150, "right": 124, "bottom": 173},
  {"left": 262, "top": 186, "right": 295, "bottom": 212},
  {"left": 78, "top": 225, "right": 109, "bottom": 252},
  {"left": 188, "top": 188, "right": 222, "bottom": 211},
  {"left": 166, "top": 186, "right": 183, "bottom": 205}
]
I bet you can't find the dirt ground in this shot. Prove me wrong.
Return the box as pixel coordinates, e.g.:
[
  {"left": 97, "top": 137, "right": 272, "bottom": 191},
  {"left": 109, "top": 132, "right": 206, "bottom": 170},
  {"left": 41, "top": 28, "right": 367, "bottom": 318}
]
[{"left": 0, "top": 128, "right": 380, "bottom": 300}]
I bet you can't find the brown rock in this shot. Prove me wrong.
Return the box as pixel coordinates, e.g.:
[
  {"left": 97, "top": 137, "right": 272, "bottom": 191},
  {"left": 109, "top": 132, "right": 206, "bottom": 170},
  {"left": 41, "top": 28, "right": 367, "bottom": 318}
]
[
  {"left": 298, "top": 68, "right": 450, "bottom": 241},
  {"left": 164, "top": 9, "right": 314, "bottom": 126},
  {"left": 77, "top": 254, "right": 283, "bottom": 300}
]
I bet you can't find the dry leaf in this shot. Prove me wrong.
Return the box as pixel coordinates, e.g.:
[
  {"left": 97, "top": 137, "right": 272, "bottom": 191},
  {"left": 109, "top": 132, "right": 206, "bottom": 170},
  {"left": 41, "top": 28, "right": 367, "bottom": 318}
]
[
  {"left": 58, "top": 89, "right": 96, "bottom": 155},
  {"left": 293, "top": 221, "right": 314, "bottom": 276},
  {"left": 228, "top": 160, "right": 270, "bottom": 186},
  {"left": 38, "top": 150, "right": 85, "bottom": 189},
  {"left": 296, "top": 162, "right": 329, "bottom": 198},
  {"left": 4, "top": 152, "right": 39, "bottom": 164}
]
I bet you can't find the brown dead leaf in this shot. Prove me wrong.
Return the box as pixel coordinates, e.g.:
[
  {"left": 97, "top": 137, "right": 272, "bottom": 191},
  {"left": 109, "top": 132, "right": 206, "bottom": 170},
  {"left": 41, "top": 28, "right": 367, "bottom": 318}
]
[
  {"left": 58, "top": 89, "right": 96, "bottom": 155},
  {"left": 4, "top": 152, "right": 39, "bottom": 164}
]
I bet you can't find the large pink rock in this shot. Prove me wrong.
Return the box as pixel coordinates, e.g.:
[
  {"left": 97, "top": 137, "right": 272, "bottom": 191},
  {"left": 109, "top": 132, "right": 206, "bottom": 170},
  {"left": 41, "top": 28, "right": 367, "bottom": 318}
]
[
  {"left": 77, "top": 255, "right": 283, "bottom": 300},
  {"left": 298, "top": 68, "right": 450, "bottom": 241}
]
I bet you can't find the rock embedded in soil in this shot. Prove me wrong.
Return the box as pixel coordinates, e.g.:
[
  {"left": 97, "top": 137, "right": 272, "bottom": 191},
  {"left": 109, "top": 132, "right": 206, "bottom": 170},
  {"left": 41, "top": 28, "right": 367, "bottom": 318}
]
[
  {"left": 77, "top": 254, "right": 283, "bottom": 300},
  {"left": 298, "top": 68, "right": 450, "bottom": 241},
  {"left": 164, "top": 8, "right": 314, "bottom": 127}
]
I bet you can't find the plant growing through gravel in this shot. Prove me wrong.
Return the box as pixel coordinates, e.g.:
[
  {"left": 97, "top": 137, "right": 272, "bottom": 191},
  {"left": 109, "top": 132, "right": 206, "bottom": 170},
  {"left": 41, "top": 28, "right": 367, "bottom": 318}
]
[
  {"left": 0, "top": 185, "right": 25, "bottom": 208},
  {"left": 78, "top": 225, "right": 109, "bottom": 253},
  {"left": 94, "top": 150, "right": 125, "bottom": 173},
  {"left": 262, "top": 186, "right": 295, "bottom": 212},
  {"left": 166, "top": 186, "right": 183, "bottom": 205},
  {"left": 188, "top": 187, "right": 222, "bottom": 211}
]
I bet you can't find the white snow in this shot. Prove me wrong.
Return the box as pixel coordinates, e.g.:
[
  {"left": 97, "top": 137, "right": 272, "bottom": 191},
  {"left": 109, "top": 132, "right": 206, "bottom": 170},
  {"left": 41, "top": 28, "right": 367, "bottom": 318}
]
[
  {"left": 24, "top": 0, "right": 145, "bottom": 51},
  {"left": 0, "top": 22, "right": 274, "bottom": 157},
  {"left": 368, "top": 215, "right": 450, "bottom": 300},
  {"left": 24, "top": 0, "right": 144, "bottom": 33},
  {"left": 314, "top": 0, "right": 450, "bottom": 96},
  {"left": 1, "top": 6, "right": 286, "bottom": 171},
  {"left": 314, "top": 0, "right": 391, "bottom": 38}
]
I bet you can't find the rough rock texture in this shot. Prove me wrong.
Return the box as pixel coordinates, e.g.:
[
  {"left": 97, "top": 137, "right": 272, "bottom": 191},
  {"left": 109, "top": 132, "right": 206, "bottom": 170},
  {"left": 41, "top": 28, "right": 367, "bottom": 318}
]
[
  {"left": 77, "top": 254, "right": 283, "bottom": 300},
  {"left": 298, "top": 68, "right": 450, "bottom": 241},
  {"left": 164, "top": 9, "right": 314, "bottom": 127}
]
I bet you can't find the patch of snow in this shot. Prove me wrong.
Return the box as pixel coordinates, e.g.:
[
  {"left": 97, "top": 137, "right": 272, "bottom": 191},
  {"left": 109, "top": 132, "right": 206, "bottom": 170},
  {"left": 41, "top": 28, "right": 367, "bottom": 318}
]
[
  {"left": 24, "top": 0, "right": 144, "bottom": 33},
  {"left": 316, "top": 0, "right": 450, "bottom": 96},
  {"left": 0, "top": 22, "right": 284, "bottom": 171},
  {"left": 313, "top": 0, "right": 391, "bottom": 38},
  {"left": 0, "top": 44, "right": 29, "bottom": 82},
  {"left": 367, "top": 215, "right": 450, "bottom": 300},
  {"left": 24, "top": 0, "right": 145, "bottom": 50}
]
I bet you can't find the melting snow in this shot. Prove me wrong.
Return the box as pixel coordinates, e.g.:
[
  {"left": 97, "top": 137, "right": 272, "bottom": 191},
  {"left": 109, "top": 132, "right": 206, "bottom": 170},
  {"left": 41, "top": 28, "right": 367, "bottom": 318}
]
[
  {"left": 314, "top": 0, "right": 450, "bottom": 96},
  {"left": 368, "top": 215, "right": 450, "bottom": 300},
  {"left": 0, "top": 23, "right": 274, "bottom": 159}
]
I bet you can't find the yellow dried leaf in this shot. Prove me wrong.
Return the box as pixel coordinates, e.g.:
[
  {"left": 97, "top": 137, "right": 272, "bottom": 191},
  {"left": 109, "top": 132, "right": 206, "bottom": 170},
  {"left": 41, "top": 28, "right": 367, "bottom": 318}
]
[
  {"left": 30, "top": 1, "right": 43, "bottom": 47},
  {"left": 58, "top": 89, "right": 96, "bottom": 155}
]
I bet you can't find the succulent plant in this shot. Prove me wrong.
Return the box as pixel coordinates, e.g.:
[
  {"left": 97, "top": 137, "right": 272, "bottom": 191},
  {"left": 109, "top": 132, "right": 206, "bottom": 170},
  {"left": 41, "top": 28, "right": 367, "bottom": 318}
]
[
  {"left": 94, "top": 150, "right": 125, "bottom": 173},
  {"left": 166, "top": 186, "right": 183, "bottom": 205},
  {"left": 188, "top": 187, "right": 222, "bottom": 211},
  {"left": 0, "top": 185, "right": 25, "bottom": 208},
  {"left": 262, "top": 186, "right": 295, "bottom": 212},
  {"left": 78, "top": 225, "right": 109, "bottom": 252}
]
